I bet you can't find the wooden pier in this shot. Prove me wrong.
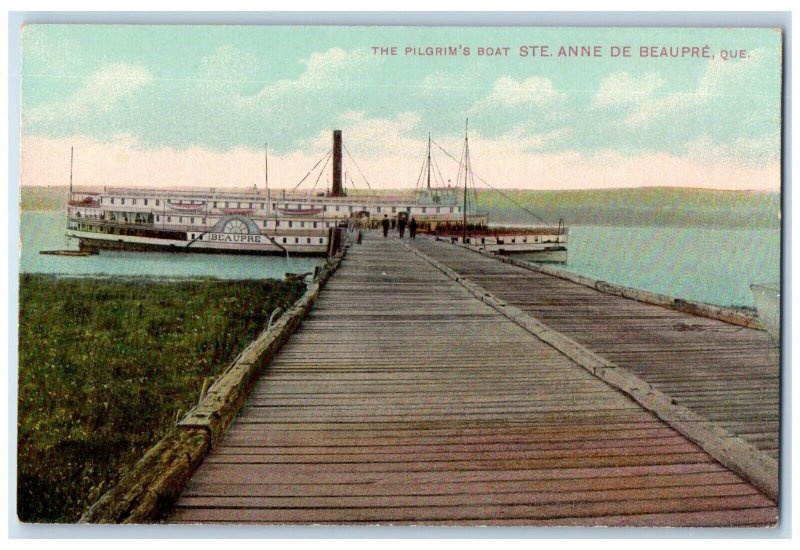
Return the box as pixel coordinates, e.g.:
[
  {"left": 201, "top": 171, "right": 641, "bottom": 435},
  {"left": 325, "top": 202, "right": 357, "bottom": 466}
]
[{"left": 166, "top": 233, "right": 778, "bottom": 526}]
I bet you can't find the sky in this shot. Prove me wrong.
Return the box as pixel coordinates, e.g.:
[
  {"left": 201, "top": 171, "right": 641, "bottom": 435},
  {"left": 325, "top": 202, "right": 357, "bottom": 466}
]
[{"left": 19, "top": 25, "right": 783, "bottom": 191}]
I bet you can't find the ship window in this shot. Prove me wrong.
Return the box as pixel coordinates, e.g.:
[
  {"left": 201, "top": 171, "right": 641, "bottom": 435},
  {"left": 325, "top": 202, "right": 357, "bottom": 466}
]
[
  {"left": 156, "top": 199, "right": 160, "bottom": 206},
  {"left": 276, "top": 221, "right": 280, "bottom": 227},
  {"left": 295, "top": 238, "right": 299, "bottom": 244},
  {"left": 282, "top": 237, "right": 286, "bottom": 243},
  {"left": 263, "top": 220, "right": 268, "bottom": 227},
  {"left": 202, "top": 217, "right": 206, "bottom": 224},
  {"left": 422, "top": 207, "right": 427, "bottom": 213},
  {"left": 121, "top": 198, "right": 125, "bottom": 205},
  {"left": 377, "top": 206, "right": 382, "bottom": 213},
  {"left": 190, "top": 217, "right": 194, "bottom": 224},
  {"left": 156, "top": 216, "right": 160, "bottom": 221},
  {"left": 284, "top": 203, "right": 289, "bottom": 209},
  {"left": 132, "top": 199, "right": 137, "bottom": 205},
  {"left": 214, "top": 201, "right": 218, "bottom": 208},
  {"left": 167, "top": 216, "right": 172, "bottom": 222},
  {"left": 336, "top": 206, "right": 340, "bottom": 212},
  {"left": 392, "top": 207, "right": 396, "bottom": 213},
  {"left": 436, "top": 207, "right": 441, "bottom": 213},
  {"left": 313, "top": 222, "right": 318, "bottom": 228},
  {"left": 144, "top": 199, "right": 148, "bottom": 205},
  {"left": 481, "top": 238, "right": 485, "bottom": 244},
  {"left": 272, "top": 203, "right": 277, "bottom": 210},
  {"left": 319, "top": 238, "right": 324, "bottom": 244},
  {"left": 511, "top": 238, "right": 516, "bottom": 243},
  {"left": 179, "top": 217, "right": 183, "bottom": 223},
  {"left": 307, "top": 238, "right": 311, "bottom": 244},
  {"left": 288, "top": 221, "right": 293, "bottom": 228},
  {"left": 111, "top": 198, "right": 115, "bottom": 204}
]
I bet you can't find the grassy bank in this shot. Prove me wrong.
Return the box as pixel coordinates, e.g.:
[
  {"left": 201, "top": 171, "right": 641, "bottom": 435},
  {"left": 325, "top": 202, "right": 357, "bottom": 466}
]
[{"left": 17, "top": 274, "right": 305, "bottom": 523}]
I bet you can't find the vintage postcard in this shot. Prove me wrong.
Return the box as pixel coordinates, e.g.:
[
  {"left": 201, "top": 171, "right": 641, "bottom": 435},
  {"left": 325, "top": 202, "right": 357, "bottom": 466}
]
[{"left": 16, "top": 24, "right": 782, "bottom": 528}]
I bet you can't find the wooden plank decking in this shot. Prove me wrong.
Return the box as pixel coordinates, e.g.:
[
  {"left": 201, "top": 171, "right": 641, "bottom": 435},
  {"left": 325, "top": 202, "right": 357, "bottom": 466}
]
[
  {"left": 168, "top": 233, "right": 777, "bottom": 526},
  {"left": 409, "top": 237, "right": 781, "bottom": 460}
]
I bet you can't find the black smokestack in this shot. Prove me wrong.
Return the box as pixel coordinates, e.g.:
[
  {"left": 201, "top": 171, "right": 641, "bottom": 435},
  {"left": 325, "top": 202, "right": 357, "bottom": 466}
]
[{"left": 332, "top": 129, "right": 343, "bottom": 197}]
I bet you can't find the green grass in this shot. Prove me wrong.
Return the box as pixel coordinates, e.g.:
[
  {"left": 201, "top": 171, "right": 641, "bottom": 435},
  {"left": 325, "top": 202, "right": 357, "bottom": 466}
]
[{"left": 17, "top": 274, "right": 305, "bottom": 523}]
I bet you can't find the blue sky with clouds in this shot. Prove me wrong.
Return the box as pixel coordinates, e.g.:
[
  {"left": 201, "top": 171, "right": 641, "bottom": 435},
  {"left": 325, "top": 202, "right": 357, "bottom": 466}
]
[{"left": 20, "top": 25, "right": 783, "bottom": 190}]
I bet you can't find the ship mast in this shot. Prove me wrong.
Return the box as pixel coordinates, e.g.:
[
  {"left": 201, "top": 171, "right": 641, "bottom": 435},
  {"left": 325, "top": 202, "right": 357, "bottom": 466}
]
[
  {"left": 462, "top": 119, "right": 469, "bottom": 243},
  {"left": 265, "top": 142, "right": 269, "bottom": 201},
  {"left": 427, "top": 132, "right": 431, "bottom": 190},
  {"left": 69, "top": 146, "right": 74, "bottom": 195}
]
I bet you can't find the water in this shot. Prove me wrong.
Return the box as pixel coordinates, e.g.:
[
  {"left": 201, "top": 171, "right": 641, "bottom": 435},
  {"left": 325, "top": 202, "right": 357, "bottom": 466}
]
[
  {"left": 524, "top": 225, "right": 780, "bottom": 309},
  {"left": 19, "top": 211, "right": 324, "bottom": 280},
  {"left": 20, "top": 213, "right": 780, "bottom": 307}
]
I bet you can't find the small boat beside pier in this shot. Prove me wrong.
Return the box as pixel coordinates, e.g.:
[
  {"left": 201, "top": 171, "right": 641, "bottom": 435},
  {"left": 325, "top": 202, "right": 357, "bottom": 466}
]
[{"left": 39, "top": 249, "right": 99, "bottom": 257}]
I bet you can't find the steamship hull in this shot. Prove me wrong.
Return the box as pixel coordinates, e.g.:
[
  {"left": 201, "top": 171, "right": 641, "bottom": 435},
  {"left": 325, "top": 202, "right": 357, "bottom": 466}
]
[
  {"left": 63, "top": 128, "right": 566, "bottom": 258},
  {"left": 434, "top": 225, "right": 568, "bottom": 261},
  {"left": 71, "top": 230, "right": 329, "bottom": 256}
]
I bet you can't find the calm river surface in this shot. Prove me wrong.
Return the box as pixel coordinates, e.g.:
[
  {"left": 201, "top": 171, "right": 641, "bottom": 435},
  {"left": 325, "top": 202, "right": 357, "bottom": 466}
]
[
  {"left": 20, "top": 212, "right": 780, "bottom": 307},
  {"left": 522, "top": 225, "right": 780, "bottom": 309}
]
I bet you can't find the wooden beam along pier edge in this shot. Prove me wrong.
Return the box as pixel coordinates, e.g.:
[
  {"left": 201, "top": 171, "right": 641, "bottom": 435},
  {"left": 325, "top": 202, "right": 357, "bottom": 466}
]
[
  {"left": 78, "top": 251, "right": 347, "bottom": 524},
  {"left": 396, "top": 238, "right": 778, "bottom": 502}
]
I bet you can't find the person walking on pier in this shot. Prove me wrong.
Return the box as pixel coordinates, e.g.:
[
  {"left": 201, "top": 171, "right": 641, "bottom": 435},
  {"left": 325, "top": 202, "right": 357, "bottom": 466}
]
[
  {"left": 381, "top": 215, "right": 390, "bottom": 238},
  {"left": 409, "top": 217, "right": 418, "bottom": 239},
  {"left": 398, "top": 216, "right": 407, "bottom": 239}
]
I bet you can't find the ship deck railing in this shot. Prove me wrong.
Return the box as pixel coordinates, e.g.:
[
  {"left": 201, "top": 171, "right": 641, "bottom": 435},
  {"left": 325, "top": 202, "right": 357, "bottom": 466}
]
[{"left": 79, "top": 187, "right": 462, "bottom": 207}]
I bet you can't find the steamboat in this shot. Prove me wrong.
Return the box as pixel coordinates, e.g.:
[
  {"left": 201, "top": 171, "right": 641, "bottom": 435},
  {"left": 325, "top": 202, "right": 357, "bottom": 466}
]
[{"left": 65, "top": 129, "right": 567, "bottom": 260}]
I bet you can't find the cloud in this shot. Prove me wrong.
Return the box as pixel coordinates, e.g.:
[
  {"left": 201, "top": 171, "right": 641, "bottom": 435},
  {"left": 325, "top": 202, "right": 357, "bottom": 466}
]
[
  {"left": 307, "top": 111, "right": 423, "bottom": 158},
  {"left": 21, "top": 133, "right": 780, "bottom": 192},
  {"left": 489, "top": 125, "right": 574, "bottom": 153},
  {"left": 24, "top": 63, "right": 152, "bottom": 126},
  {"left": 247, "top": 47, "right": 378, "bottom": 107},
  {"left": 472, "top": 76, "right": 565, "bottom": 112},
  {"left": 684, "top": 134, "right": 781, "bottom": 167},
  {"left": 596, "top": 48, "right": 775, "bottom": 129},
  {"left": 593, "top": 72, "right": 665, "bottom": 108}
]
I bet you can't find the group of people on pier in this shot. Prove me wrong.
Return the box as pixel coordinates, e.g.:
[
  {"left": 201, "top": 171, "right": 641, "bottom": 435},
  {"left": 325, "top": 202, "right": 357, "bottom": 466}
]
[{"left": 381, "top": 214, "right": 417, "bottom": 239}]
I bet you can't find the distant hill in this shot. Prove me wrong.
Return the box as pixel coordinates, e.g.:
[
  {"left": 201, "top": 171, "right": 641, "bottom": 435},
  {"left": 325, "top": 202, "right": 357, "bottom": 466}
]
[
  {"left": 20, "top": 186, "right": 781, "bottom": 229},
  {"left": 475, "top": 187, "right": 781, "bottom": 229},
  {"left": 20, "top": 186, "right": 69, "bottom": 212}
]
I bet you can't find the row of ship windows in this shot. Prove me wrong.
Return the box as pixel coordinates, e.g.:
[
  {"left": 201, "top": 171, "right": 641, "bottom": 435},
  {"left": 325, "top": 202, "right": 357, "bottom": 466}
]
[
  {"left": 270, "top": 204, "right": 458, "bottom": 214},
  {"left": 155, "top": 216, "right": 335, "bottom": 228},
  {"left": 275, "top": 237, "right": 325, "bottom": 245},
  {"left": 189, "top": 233, "right": 326, "bottom": 245},
  {"left": 100, "top": 197, "right": 459, "bottom": 214},
  {"left": 104, "top": 198, "right": 262, "bottom": 208}
]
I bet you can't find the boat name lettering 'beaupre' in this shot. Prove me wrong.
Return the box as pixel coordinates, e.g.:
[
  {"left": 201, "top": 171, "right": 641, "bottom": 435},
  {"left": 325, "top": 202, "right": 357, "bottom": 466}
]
[{"left": 209, "top": 233, "right": 263, "bottom": 243}]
